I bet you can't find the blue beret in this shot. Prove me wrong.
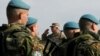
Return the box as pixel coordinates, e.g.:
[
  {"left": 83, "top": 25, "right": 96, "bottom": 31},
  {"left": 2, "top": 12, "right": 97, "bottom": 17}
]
[
  {"left": 8, "top": 0, "right": 30, "bottom": 10},
  {"left": 63, "top": 21, "right": 79, "bottom": 30},
  {"left": 80, "top": 14, "right": 99, "bottom": 24},
  {"left": 26, "top": 17, "right": 38, "bottom": 27}
]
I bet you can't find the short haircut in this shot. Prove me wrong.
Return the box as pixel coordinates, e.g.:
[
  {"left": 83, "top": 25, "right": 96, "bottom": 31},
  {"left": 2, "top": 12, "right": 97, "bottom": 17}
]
[
  {"left": 6, "top": 6, "right": 28, "bottom": 20},
  {"left": 79, "top": 19, "right": 94, "bottom": 32}
]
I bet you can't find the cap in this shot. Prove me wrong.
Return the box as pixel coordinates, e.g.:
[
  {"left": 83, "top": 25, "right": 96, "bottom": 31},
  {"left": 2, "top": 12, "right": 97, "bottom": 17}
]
[
  {"left": 26, "top": 17, "right": 37, "bottom": 27},
  {"left": 80, "top": 14, "right": 99, "bottom": 24},
  {"left": 50, "top": 23, "right": 60, "bottom": 27},
  {"left": 63, "top": 21, "right": 79, "bottom": 30},
  {"left": 8, "top": 0, "right": 30, "bottom": 10}
]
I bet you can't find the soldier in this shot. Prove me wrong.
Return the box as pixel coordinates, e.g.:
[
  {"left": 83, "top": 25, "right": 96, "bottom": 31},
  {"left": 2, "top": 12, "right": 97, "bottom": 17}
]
[
  {"left": 63, "top": 21, "right": 80, "bottom": 40},
  {"left": 26, "top": 17, "right": 44, "bottom": 56},
  {"left": 67, "top": 14, "right": 100, "bottom": 56},
  {"left": 42, "top": 23, "right": 66, "bottom": 56},
  {"left": 57, "top": 21, "right": 80, "bottom": 56},
  {"left": 0, "top": 0, "right": 33, "bottom": 56},
  {"left": 42, "top": 23, "right": 66, "bottom": 44}
]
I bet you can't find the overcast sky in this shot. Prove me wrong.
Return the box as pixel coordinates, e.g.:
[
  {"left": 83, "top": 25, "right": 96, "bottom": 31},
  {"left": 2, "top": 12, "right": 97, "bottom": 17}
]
[{"left": 0, "top": 0, "right": 100, "bottom": 35}]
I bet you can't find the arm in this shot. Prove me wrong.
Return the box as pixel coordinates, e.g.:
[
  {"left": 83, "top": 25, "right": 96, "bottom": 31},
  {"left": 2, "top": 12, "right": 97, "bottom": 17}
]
[
  {"left": 42, "top": 29, "right": 49, "bottom": 41},
  {"left": 22, "top": 36, "right": 33, "bottom": 56},
  {"left": 14, "top": 32, "right": 33, "bottom": 56}
]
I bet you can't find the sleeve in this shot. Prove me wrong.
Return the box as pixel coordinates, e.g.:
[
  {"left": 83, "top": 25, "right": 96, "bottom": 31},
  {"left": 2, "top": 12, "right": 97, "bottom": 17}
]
[
  {"left": 22, "top": 36, "right": 33, "bottom": 56},
  {"left": 13, "top": 32, "right": 33, "bottom": 56},
  {"left": 42, "top": 33, "right": 48, "bottom": 41}
]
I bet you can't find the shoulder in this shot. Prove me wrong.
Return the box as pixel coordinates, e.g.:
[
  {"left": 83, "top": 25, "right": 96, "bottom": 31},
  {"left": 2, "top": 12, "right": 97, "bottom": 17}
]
[
  {"left": 74, "top": 34, "right": 95, "bottom": 48},
  {"left": 90, "top": 41, "right": 100, "bottom": 50},
  {"left": 76, "top": 40, "right": 100, "bottom": 55},
  {"left": 6, "top": 24, "right": 32, "bottom": 39},
  {"left": 60, "top": 32, "right": 66, "bottom": 39},
  {"left": 75, "top": 34, "right": 94, "bottom": 43},
  {"left": 75, "top": 34, "right": 100, "bottom": 53}
]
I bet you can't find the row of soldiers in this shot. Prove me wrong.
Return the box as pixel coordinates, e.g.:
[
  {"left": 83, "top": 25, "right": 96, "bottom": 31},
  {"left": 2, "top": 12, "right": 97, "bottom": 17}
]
[
  {"left": 0, "top": 0, "right": 100, "bottom": 56},
  {"left": 42, "top": 14, "right": 100, "bottom": 56}
]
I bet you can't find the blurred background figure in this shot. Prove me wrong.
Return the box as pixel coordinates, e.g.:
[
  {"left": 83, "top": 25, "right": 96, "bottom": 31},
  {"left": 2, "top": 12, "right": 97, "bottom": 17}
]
[
  {"left": 42, "top": 23, "right": 66, "bottom": 56},
  {"left": 42, "top": 23, "right": 66, "bottom": 44},
  {"left": 26, "top": 17, "right": 44, "bottom": 56}
]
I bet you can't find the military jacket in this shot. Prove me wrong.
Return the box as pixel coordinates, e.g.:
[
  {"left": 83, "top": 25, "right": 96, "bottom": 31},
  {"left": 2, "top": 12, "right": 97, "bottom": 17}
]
[
  {"left": 74, "top": 33, "right": 100, "bottom": 56},
  {"left": 0, "top": 23, "right": 33, "bottom": 56}
]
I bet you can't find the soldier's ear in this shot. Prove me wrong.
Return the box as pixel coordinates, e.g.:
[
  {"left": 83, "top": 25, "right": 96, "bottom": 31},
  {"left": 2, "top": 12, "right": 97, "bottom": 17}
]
[
  {"left": 18, "top": 13, "right": 21, "bottom": 20},
  {"left": 19, "top": 13, "right": 24, "bottom": 19},
  {"left": 91, "top": 23, "right": 95, "bottom": 31},
  {"left": 30, "top": 26, "right": 35, "bottom": 32},
  {"left": 19, "top": 13, "right": 24, "bottom": 20}
]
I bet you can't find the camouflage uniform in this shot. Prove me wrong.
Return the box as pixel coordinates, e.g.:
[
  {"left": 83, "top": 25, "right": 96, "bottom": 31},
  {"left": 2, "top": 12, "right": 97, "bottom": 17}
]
[
  {"left": 60, "top": 31, "right": 100, "bottom": 56},
  {"left": 59, "top": 32, "right": 80, "bottom": 56},
  {"left": 0, "top": 23, "right": 33, "bottom": 56},
  {"left": 58, "top": 21, "right": 80, "bottom": 56},
  {"left": 43, "top": 31, "right": 66, "bottom": 56},
  {"left": 2, "top": 0, "right": 32, "bottom": 56},
  {"left": 71, "top": 14, "right": 100, "bottom": 56},
  {"left": 48, "top": 31, "right": 65, "bottom": 45},
  {"left": 73, "top": 31, "right": 100, "bottom": 56},
  {"left": 26, "top": 17, "right": 44, "bottom": 56},
  {"left": 32, "top": 36, "right": 44, "bottom": 56}
]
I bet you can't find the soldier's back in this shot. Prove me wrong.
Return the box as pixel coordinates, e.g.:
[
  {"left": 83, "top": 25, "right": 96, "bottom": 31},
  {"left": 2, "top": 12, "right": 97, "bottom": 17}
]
[
  {"left": 0, "top": 23, "right": 33, "bottom": 56},
  {"left": 72, "top": 33, "right": 100, "bottom": 56}
]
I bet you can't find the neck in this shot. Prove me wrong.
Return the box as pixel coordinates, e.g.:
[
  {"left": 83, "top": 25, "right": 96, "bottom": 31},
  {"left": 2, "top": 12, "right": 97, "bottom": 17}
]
[
  {"left": 8, "top": 19, "right": 19, "bottom": 24},
  {"left": 31, "top": 32, "right": 38, "bottom": 38},
  {"left": 89, "top": 29, "right": 98, "bottom": 34},
  {"left": 52, "top": 31, "right": 61, "bottom": 35}
]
